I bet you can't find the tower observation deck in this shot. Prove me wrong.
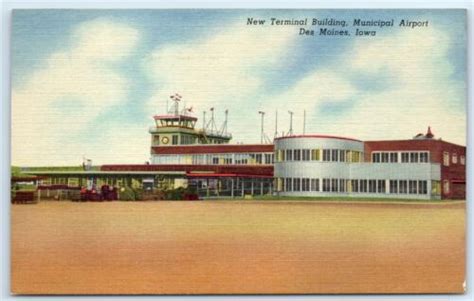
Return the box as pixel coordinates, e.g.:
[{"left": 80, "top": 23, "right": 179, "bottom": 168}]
[{"left": 149, "top": 94, "right": 232, "bottom": 148}]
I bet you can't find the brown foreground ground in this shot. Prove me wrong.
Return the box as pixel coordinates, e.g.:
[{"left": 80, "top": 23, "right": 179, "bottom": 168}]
[{"left": 11, "top": 200, "right": 465, "bottom": 294}]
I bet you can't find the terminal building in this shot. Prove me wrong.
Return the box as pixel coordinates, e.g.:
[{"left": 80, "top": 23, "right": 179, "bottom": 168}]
[{"left": 22, "top": 97, "right": 466, "bottom": 200}]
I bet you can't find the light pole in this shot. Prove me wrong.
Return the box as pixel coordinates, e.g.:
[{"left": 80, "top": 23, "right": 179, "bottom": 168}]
[{"left": 258, "top": 111, "right": 265, "bottom": 144}]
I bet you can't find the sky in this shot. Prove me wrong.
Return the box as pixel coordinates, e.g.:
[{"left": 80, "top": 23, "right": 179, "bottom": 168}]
[{"left": 11, "top": 9, "right": 466, "bottom": 166}]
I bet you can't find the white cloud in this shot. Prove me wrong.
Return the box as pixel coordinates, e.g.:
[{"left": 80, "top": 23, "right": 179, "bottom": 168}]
[
  {"left": 145, "top": 22, "right": 297, "bottom": 117},
  {"left": 268, "top": 26, "right": 466, "bottom": 145},
  {"left": 12, "top": 19, "right": 141, "bottom": 166}
]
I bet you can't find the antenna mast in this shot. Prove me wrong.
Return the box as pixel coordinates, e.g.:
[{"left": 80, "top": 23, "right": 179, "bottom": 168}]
[
  {"left": 220, "top": 109, "right": 228, "bottom": 136},
  {"left": 288, "top": 110, "right": 294, "bottom": 136},
  {"left": 259, "top": 111, "right": 265, "bottom": 144}
]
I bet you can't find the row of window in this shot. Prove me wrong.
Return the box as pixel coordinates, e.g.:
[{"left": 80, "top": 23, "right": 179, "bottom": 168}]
[
  {"left": 276, "top": 178, "right": 429, "bottom": 195},
  {"left": 275, "top": 149, "right": 363, "bottom": 163},
  {"left": 152, "top": 153, "right": 275, "bottom": 165},
  {"left": 372, "top": 151, "right": 430, "bottom": 163},
  {"left": 443, "top": 152, "right": 466, "bottom": 166}
]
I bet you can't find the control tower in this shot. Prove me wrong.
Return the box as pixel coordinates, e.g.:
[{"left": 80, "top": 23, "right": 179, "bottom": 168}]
[{"left": 149, "top": 94, "right": 232, "bottom": 149}]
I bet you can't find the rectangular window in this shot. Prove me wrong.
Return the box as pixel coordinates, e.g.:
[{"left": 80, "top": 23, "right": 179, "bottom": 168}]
[
  {"left": 264, "top": 153, "right": 272, "bottom": 164},
  {"left": 431, "top": 180, "right": 441, "bottom": 195},
  {"left": 331, "top": 179, "right": 338, "bottom": 192},
  {"left": 331, "top": 149, "right": 339, "bottom": 162},
  {"left": 212, "top": 157, "right": 219, "bottom": 165},
  {"left": 311, "top": 149, "right": 320, "bottom": 161},
  {"left": 369, "top": 180, "right": 376, "bottom": 193},
  {"left": 401, "top": 152, "right": 409, "bottom": 163},
  {"left": 172, "top": 135, "right": 179, "bottom": 145},
  {"left": 302, "top": 178, "right": 310, "bottom": 191},
  {"left": 360, "top": 180, "right": 368, "bottom": 193},
  {"left": 256, "top": 154, "right": 262, "bottom": 164},
  {"left": 443, "top": 180, "right": 450, "bottom": 194},
  {"left": 294, "top": 149, "right": 301, "bottom": 161},
  {"left": 286, "top": 149, "right": 292, "bottom": 161},
  {"left": 410, "top": 152, "right": 419, "bottom": 163},
  {"left": 372, "top": 152, "right": 381, "bottom": 163},
  {"left": 443, "top": 152, "right": 450, "bottom": 166},
  {"left": 452, "top": 153, "right": 458, "bottom": 164},
  {"left": 377, "top": 180, "right": 386, "bottom": 193},
  {"left": 352, "top": 151, "right": 361, "bottom": 163},
  {"left": 323, "top": 179, "right": 331, "bottom": 192},
  {"left": 399, "top": 180, "right": 408, "bottom": 194},
  {"left": 389, "top": 180, "right": 398, "bottom": 194},
  {"left": 381, "top": 153, "right": 389, "bottom": 163},
  {"left": 302, "top": 149, "right": 310, "bottom": 161},
  {"left": 351, "top": 180, "right": 359, "bottom": 193},
  {"left": 339, "top": 179, "right": 346, "bottom": 192},
  {"left": 286, "top": 178, "right": 292, "bottom": 192},
  {"left": 418, "top": 181, "right": 427, "bottom": 194},
  {"left": 293, "top": 178, "right": 301, "bottom": 191},
  {"left": 339, "top": 150, "right": 346, "bottom": 162},
  {"left": 409, "top": 180, "right": 417, "bottom": 194},
  {"left": 460, "top": 155, "right": 465, "bottom": 165},
  {"left": 323, "top": 149, "right": 331, "bottom": 162},
  {"left": 311, "top": 178, "right": 320, "bottom": 191},
  {"left": 419, "top": 152, "right": 429, "bottom": 163},
  {"left": 390, "top": 152, "right": 398, "bottom": 163}
]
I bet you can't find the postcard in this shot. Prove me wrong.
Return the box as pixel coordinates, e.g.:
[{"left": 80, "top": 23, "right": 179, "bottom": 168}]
[{"left": 11, "top": 9, "right": 466, "bottom": 294}]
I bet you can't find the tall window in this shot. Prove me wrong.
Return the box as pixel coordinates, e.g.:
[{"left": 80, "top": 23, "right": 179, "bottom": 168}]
[
  {"left": 302, "top": 178, "right": 310, "bottom": 191},
  {"left": 369, "top": 180, "right": 376, "bottom": 193},
  {"left": 351, "top": 180, "right": 359, "bottom": 193},
  {"left": 322, "top": 179, "right": 331, "bottom": 192},
  {"left": 410, "top": 152, "right": 419, "bottom": 163},
  {"left": 311, "top": 179, "right": 320, "bottom": 191},
  {"left": 401, "top": 152, "right": 409, "bottom": 163},
  {"left": 331, "top": 149, "right": 339, "bottom": 162},
  {"left": 409, "top": 180, "right": 417, "bottom": 194},
  {"left": 443, "top": 152, "right": 450, "bottom": 166},
  {"left": 372, "top": 153, "right": 381, "bottom": 163},
  {"left": 418, "top": 181, "right": 427, "bottom": 194},
  {"left": 286, "top": 149, "right": 292, "bottom": 161},
  {"left": 339, "top": 179, "right": 346, "bottom": 192},
  {"left": 419, "top": 152, "right": 429, "bottom": 163},
  {"left": 377, "top": 180, "right": 386, "bottom": 193},
  {"left": 443, "top": 180, "right": 450, "bottom": 194},
  {"left": 360, "top": 180, "right": 368, "bottom": 193},
  {"left": 286, "top": 178, "right": 292, "bottom": 192},
  {"left": 390, "top": 152, "right": 398, "bottom": 163},
  {"left": 323, "top": 150, "right": 331, "bottom": 162},
  {"left": 311, "top": 149, "right": 320, "bottom": 161},
  {"left": 389, "top": 180, "right": 398, "bottom": 193},
  {"left": 302, "top": 149, "right": 310, "bottom": 161},
  {"left": 331, "top": 179, "right": 338, "bottom": 192},
  {"left": 452, "top": 153, "right": 458, "bottom": 164},
  {"left": 293, "top": 178, "right": 301, "bottom": 191},
  {"left": 294, "top": 149, "right": 301, "bottom": 161},
  {"left": 399, "top": 180, "right": 408, "bottom": 194},
  {"left": 381, "top": 153, "right": 389, "bottom": 163},
  {"left": 460, "top": 155, "right": 465, "bottom": 165},
  {"left": 172, "top": 135, "right": 179, "bottom": 145},
  {"left": 339, "top": 150, "right": 346, "bottom": 162}
]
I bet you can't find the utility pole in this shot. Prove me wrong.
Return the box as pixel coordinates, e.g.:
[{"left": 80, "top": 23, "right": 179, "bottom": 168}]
[
  {"left": 274, "top": 110, "right": 278, "bottom": 139},
  {"left": 258, "top": 111, "right": 265, "bottom": 144},
  {"left": 288, "top": 110, "right": 294, "bottom": 136}
]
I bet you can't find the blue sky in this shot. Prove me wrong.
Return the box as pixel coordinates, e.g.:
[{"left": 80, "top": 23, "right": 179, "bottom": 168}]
[{"left": 11, "top": 9, "right": 466, "bottom": 166}]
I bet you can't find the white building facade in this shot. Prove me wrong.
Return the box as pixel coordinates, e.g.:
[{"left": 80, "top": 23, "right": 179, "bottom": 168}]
[{"left": 274, "top": 135, "right": 440, "bottom": 200}]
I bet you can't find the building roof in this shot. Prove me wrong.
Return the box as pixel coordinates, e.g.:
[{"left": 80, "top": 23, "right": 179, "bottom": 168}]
[
  {"left": 153, "top": 114, "right": 198, "bottom": 121},
  {"left": 152, "top": 144, "right": 274, "bottom": 154},
  {"left": 274, "top": 134, "right": 362, "bottom": 142}
]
